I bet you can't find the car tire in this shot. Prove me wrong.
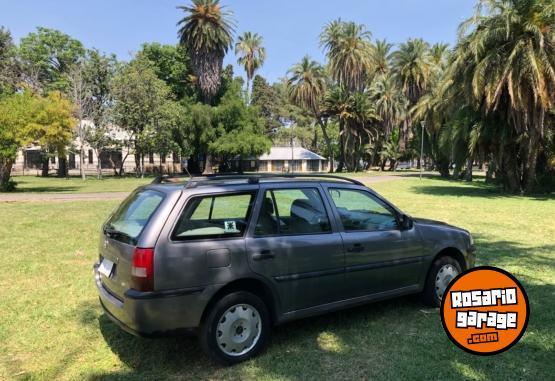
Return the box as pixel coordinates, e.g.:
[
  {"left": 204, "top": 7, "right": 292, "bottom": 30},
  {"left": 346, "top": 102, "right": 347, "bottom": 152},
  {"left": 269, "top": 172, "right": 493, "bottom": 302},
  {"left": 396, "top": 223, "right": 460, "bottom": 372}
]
[
  {"left": 199, "top": 291, "right": 270, "bottom": 365},
  {"left": 422, "top": 256, "right": 462, "bottom": 307}
]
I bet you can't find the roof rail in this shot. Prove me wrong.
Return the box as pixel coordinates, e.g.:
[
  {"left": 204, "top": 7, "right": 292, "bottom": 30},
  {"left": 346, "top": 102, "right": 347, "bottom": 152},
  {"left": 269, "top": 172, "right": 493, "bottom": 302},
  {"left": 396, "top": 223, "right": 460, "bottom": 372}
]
[
  {"left": 183, "top": 173, "right": 365, "bottom": 187},
  {"left": 151, "top": 174, "right": 190, "bottom": 184}
]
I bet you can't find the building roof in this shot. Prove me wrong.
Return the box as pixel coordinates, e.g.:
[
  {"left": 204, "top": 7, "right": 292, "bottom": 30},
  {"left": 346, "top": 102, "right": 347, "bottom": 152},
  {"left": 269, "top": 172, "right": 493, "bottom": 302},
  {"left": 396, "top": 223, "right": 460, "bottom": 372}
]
[{"left": 257, "top": 146, "right": 326, "bottom": 161}]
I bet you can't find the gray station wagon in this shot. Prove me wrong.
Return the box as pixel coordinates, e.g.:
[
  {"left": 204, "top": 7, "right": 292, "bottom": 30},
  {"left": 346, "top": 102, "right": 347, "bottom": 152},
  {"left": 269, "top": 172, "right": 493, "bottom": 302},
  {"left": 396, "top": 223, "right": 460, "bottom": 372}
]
[{"left": 94, "top": 174, "right": 475, "bottom": 364}]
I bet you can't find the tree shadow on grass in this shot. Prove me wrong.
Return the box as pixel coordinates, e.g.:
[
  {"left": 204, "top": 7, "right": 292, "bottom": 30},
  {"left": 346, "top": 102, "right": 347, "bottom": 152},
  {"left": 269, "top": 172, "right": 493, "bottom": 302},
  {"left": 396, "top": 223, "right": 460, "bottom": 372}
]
[
  {"left": 12, "top": 186, "right": 80, "bottom": 193},
  {"left": 86, "top": 238, "right": 555, "bottom": 381},
  {"left": 411, "top": 182, "right": 555, "bottom": 200}
]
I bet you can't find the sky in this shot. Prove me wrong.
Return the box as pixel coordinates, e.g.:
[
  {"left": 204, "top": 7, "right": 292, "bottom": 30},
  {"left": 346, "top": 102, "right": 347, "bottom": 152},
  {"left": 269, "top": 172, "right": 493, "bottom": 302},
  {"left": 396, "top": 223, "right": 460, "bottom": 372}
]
[{"left": 1, "top": 0, "right": 476, "bottom": 83}]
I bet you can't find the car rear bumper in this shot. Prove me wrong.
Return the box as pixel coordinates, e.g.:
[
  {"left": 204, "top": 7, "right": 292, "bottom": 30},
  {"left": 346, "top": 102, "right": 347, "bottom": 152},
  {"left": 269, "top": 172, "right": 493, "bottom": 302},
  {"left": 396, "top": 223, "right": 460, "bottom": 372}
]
[{"left": 94, "top": 264, "right": 215, "bottom": 336}]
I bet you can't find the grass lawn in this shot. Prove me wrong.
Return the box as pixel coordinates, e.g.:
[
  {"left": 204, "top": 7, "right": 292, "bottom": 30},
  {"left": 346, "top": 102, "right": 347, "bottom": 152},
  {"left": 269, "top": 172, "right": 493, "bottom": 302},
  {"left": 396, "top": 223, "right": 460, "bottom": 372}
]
[
  {"left": 7, "top": 171, "right": 431, "bottom": 194},
  {"left": 0, "top": 177, "right": 553, "bottom": 380},
  {"left": 10, "top": 175, "right": 153, "bottom": 193}
]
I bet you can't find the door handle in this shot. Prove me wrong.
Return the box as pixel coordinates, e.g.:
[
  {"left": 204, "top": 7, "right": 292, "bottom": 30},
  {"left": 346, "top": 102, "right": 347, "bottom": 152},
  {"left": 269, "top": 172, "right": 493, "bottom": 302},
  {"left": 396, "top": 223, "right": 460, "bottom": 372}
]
[
  {"left": 252, "top": 250, "right": 275, "bottom": 261},
  {"left": 347, "top": 243, "right": 364, "bottom": 253}
]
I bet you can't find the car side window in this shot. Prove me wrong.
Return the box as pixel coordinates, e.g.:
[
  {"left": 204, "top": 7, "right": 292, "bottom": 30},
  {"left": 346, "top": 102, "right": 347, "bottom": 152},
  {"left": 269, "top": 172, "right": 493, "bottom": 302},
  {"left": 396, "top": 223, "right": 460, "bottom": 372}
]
[
  {"left": 255, "top": 188, "right": 331, "bottom": 236},
  {"left": 329, "top": 188, "right": 399, "bottom": 231},
  {"left": 172, "top": 192, "right": 256, "bottom": 241}
]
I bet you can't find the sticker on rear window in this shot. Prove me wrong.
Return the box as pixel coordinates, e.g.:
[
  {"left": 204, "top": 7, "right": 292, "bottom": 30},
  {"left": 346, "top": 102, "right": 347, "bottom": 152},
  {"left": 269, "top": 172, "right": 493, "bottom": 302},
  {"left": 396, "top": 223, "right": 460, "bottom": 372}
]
[{"left": 224, "top": 221, "right": 237, "bottom": 232}]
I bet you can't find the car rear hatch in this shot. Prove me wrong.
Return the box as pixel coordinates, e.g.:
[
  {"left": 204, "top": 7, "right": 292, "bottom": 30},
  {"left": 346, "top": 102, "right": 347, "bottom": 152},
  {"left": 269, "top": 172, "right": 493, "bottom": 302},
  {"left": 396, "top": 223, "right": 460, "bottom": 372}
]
[{"left": 97, "top": 188, "right": 166, "bottom": 299}]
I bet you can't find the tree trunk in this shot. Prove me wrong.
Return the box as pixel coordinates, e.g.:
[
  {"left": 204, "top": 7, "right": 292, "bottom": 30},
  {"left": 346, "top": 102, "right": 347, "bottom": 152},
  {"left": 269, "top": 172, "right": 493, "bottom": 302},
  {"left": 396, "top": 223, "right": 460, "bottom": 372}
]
[
  {"left": 57, "top": 156, "right": 67, "bottom": 178},
  {"left": 0, "top": 158, "right": 14, "bottom": 192},
  {"left": 501, "top": 143, "right": 521, "bottom": 193},
  {"left": 246, "top": 78, "right": 251, "bottom": 104},
  {"left": 80, "top": 145, "right": 86, "bottom": 180},
  {"left": 388, "top": 159, "right": 397, "bottom": 171},
  {"left": 317, "top": 119, "right": 334, "bottom": 173},
  {"left": 436, "top": 158, "right": 450, "bottom": 178},
  {"left": 141, "top": 154, "right": 145, "bottom": 178},
  {"left": 95, "top": 149, "right": 102, "bottom": 179},
  {"left": 399, "top": 119, "right": 409, "bottom": 152},
  {"left": 337, "top": 121, "right": 346, "bottom": 172},
  {"left": 203, "top": 152, "right": 214, "bottom": 175},
  {"left": 452, "top": 163, "right": 461, "bottom": 179},
  {"left": 79, "top": 120, "right": 86, "bottom": 181},
  {"left": 523, "top": 120, "right": 541, "bottom": 193},
  {"left": 41, "top": 156, "right": 49, "bottom": 177},
  {"left": 188, "top": 156, "right": 201, "bottom": 175},
  {"left": 134, "top": 151, "right": 141, "bottom": 178},
  {"left": 464, "top": 155, "right": 473, "bottom": 182}
]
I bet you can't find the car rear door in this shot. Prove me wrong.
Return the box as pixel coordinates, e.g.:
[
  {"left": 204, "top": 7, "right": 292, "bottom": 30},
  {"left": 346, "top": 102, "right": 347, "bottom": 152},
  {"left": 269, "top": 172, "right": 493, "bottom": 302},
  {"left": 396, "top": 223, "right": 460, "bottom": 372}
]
[
  {"left": 98, "top": 188, "right": 169, "bottom": 298},
  {"left": 154, "top": 187, "right": 258, "bottom": 291},
  {"left": 246, "top": 183, "right": 345, "bottom": 313},
  {"left": 323, "top": 185, "right": 425, "bottom": 298}
]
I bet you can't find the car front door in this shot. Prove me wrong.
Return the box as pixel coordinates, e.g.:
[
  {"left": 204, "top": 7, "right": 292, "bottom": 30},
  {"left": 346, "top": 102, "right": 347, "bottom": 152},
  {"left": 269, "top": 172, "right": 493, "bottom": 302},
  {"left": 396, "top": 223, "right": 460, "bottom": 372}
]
[
  {"left": 324, "top": 186, "right": 424, "bottom": 298},
  {"left": 246, "top": 184, "right": 345, "bottom": 313}
]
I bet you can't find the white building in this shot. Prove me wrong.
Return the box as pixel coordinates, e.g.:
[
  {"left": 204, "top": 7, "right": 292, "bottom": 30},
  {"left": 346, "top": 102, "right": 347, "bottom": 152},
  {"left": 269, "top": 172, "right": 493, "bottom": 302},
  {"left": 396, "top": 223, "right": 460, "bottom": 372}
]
[
  {"left": 231, "top": 146, "right": 329, "bottom": 173},
  {"left": 11, "top": 123, "right": 180, "bottom": 176}
]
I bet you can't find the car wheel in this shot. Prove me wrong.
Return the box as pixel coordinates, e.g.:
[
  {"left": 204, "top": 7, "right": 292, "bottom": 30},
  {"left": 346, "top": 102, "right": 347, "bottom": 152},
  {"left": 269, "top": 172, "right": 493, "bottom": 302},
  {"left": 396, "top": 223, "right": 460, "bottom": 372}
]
[
  {"left": 423, "top": 256, "right": 462, "bottom": 307},
  {"left": 199, "top": 291, "right": 270, "bottom": 365}
]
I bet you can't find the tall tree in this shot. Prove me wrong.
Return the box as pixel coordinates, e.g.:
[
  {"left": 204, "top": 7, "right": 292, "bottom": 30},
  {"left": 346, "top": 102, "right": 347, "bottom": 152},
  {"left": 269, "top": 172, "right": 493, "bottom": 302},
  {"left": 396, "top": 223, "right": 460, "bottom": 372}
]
[
  {"left": 0, "top": 90, "right": 38, "bottom": 190},
  {"left": 68, "top": 63, "right": 91, "bottom": 180},
  {"left": 210, "top": 79, "right": 271, "bottom": 160},
  {"left": 320, "top": 19, "right": 374, "bottom": 93},
  {"left": 370, "top": 73, "right": 407, "bottom": 140},
  {"left": 138, "top": 42, "right": 195, "bottom": 100},
  {"left": 177, "top": 0, "right": 234, "bottom": 104},
  {"left": 251, "top": 75, "right": 280, "bottom": 133},
  {"left": 372, "top": 39, "right": 393, "bottom": 77},
  {"left": 83, "top": 50, "right": 118, "bottom": 178},
  {"left": 111, "top": 57, "right": 174, "bottom": 177},
  {"left": 32, "top": 91, "right": 77, "bottom": 178},
  {"left": 448, "top": 0, "right": 555, "bottom": 192},
  {"left": 0, "top": 27, "right": 19, "bottom": 95},
  {"left": 392, "top": 38, "right": 433, "bottom": 150},
  {"left": 18, "top": 27, "right": 85, "bottom": 93},
  {"left": 177, "top": 0, "right": 235, "bottom": 174},
  {"left": 287, "top": 56, "right": 335, "bottom": 171},
  {"left": 235, "top": 31, "right": 266, "bottom": 101},
  {"left": 324, "top": 87, "right": 379, "bottom": 171}
]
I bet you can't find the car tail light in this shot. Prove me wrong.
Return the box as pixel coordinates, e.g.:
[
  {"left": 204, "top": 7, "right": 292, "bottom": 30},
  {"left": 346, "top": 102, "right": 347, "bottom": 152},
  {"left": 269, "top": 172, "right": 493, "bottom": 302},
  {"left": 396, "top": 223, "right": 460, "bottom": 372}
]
[{"left": 131, "top": 247, "right": 154, "bottom": 292}]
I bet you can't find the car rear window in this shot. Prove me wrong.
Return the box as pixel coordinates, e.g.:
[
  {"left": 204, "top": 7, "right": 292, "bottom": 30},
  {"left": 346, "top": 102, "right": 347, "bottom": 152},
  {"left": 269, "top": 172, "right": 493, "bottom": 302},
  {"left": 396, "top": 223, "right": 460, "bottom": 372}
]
[
  {"left": 172, "top": 192, "right": 256, "bottom": 241},
  {"left": 105, "top": 189, "right": 165, "bottom": 244}
]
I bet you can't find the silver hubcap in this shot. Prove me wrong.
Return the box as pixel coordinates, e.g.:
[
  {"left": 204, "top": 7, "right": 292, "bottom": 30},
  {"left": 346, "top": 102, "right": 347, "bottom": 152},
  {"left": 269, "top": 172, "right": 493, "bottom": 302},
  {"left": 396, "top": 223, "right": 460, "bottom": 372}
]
[
  {"left": 435, "top": 264, "right": 459, "bottom": 300},
  {"left": 216, "top": 304, "right": 261, "bottom": 356}
]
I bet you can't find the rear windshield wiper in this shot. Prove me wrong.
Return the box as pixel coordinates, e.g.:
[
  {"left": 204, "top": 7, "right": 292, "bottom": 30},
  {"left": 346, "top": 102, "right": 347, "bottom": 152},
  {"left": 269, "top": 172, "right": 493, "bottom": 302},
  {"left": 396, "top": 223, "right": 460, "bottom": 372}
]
[{"left": 104, "top": 225, "right": 136, "bottom": 245}]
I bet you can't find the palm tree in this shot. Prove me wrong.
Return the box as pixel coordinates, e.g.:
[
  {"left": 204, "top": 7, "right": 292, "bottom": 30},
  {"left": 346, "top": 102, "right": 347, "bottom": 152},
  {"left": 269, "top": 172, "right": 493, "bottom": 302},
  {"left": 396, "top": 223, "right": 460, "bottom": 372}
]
[
  {"left": 177, "top": 0, "right": 234, "bottom": 174},
  {"left": 380, "top": 138, "right": 402, "bottom": 171},
  {"left": 324, "top": 86, "right": 350, "bottom": 171},
  {"left": 235, "top": 31, "right": 265, "bottom": 101},
  {"left": 391, "top": 38, "right": 433, "bottom": 150},
  {"left": 429, "top": 42, "right": 449, "bottom": 69},
  {"left": 287, "top": 56, "right": 334, "bottom": 171},
  {"left": 370, "top": 73, "right": 407, "bottom": 139},
  {"left": 372, "top": 39, "right": 393, "bottom": 77},
  {"left": 449, "top": 0, "right": 555, "bottom": 192},
  {"left": 392, "top": 38, "right": 432, "bottom": 105},
  {"left": 324, "top": 88, "right": 378, "bottom": 171},
  {"left": 320, "top": 19, "right": 374, "bottom": 92},
  {"left": 177, "top": 0, "right": 234, "bottom": 104}
]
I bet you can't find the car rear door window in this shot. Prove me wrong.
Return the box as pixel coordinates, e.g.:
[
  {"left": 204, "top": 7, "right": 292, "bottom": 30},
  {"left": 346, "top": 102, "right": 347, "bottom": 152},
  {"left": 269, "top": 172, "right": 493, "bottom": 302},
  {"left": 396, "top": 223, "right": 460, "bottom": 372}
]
[
  {"left": 255, "top": 188, "right": 331, "bottom": 236},
  {"left": 329, "top": 188, "right": 398, "bottom": 231},
  {"left": 172, "top": 192, "right": 256, "bottom": 240}
]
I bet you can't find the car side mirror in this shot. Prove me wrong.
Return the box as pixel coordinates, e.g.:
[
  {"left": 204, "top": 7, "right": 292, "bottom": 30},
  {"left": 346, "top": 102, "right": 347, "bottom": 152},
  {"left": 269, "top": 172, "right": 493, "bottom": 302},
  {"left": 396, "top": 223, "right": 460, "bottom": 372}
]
[{"left": 399, "top": 214, "right": 413, "bottom": 230}]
